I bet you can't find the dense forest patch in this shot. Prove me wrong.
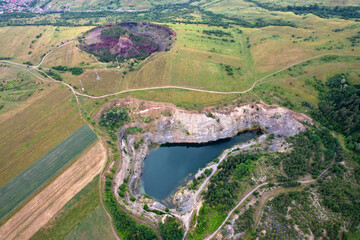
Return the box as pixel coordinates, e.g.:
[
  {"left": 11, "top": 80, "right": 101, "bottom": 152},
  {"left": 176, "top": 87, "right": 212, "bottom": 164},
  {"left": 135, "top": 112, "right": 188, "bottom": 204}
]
[{"left": 312, "top": 74, "right": 360, "bottom": 156}]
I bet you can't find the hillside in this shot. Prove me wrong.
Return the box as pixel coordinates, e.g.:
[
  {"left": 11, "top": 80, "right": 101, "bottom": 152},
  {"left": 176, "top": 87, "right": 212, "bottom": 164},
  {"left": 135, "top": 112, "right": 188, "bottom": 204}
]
[{"left": 0, "top": 0, "right": 359, "bottom": 240}]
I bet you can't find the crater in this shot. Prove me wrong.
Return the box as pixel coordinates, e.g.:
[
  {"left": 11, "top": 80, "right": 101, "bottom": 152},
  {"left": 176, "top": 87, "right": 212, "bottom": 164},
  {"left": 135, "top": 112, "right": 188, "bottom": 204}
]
[{"left": 79, "top": 22, "right": 175, "bottom": 62}]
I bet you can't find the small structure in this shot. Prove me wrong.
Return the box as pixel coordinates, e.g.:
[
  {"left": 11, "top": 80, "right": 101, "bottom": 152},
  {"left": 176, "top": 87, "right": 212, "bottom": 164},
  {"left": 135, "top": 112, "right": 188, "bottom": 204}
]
[
  {"left": 95, "top": 68, "right": 101, "bottom": 81},
  {"left": 116, "top": 57, "right": 120, "bottom": 69},
  {"left": 79, "top": 79, "right": 85, "bottom": 91}
]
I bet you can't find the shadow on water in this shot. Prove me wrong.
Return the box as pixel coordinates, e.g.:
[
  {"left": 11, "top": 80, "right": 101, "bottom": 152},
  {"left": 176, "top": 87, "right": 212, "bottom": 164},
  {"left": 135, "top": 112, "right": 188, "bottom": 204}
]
[{"left": 138, "top": 131, "right": 259, "bottom": 206}]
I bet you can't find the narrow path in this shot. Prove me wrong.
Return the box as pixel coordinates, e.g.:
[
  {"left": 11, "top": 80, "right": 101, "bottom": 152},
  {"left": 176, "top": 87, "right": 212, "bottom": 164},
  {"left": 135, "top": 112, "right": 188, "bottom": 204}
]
[
  {"left": 1, "top": 53, "right": 359, "bottom": 99},
  {"left": 204, "top": 182, "right": 269, "bottom": 240},
  {"left": 206, "top": 163, "right": 332, "bottom": 239},
  {"left": 33, "top": 41, "right": 74, "bottom": 68}
]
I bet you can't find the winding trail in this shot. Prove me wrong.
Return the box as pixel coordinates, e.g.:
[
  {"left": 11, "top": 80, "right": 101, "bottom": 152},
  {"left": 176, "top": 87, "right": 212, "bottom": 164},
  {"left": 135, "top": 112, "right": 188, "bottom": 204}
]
[
  {"left": 204, "top": 182, "right": 269, "bottom": 240},
  {"left": 0, "top": 42, "right": 353, "bottom": 240},
  {"left": 1, "top": 47, "right": 359, "bottom": 99},
  {"left": 33, "top": 41, "right": 74, "bottom": 68},
  {"left": 205, "top": 163, "right": 333, "bottom": 240}
]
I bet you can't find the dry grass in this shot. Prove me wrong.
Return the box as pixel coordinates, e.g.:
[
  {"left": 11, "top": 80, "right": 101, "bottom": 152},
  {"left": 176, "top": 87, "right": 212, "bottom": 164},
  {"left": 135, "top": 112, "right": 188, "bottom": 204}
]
[
  {"left": 249, "top": 18, "right": 360, "bottom": 75},
  {"left": 0, "top": 85, "right": 84, "bottom": 186},
  {"left": 41, "top": 41, "right": 97, "bottom": 68},
  {"left": 0, "top": 26, "right": 93, "bottom": 64},
  {"left": 63, "top": 68, "right": 123, "bottom": 95}
]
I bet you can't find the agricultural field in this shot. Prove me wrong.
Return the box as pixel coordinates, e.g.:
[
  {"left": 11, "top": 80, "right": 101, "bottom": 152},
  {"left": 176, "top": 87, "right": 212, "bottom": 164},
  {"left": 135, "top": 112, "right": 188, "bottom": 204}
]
[
  {"left": 0, "top": 0, "right": 359, "bottom": 239},
  {"left": 66, "top": 205, "right": 118, "bottom": 240},
  {"left": 0, "top": 26, "right": 93, "bottom": 65},
  {"left": 0, "top": 124, "right": 97, "bottom": 221},
  {"left": 31, "top": 174, "right": 117, "bottom": 240},
  {"left": 0, "top": 85, "right": 84, "bottom": 185},
  {"left": 0, "top": 141, "right": 107, "bottom": 240}
]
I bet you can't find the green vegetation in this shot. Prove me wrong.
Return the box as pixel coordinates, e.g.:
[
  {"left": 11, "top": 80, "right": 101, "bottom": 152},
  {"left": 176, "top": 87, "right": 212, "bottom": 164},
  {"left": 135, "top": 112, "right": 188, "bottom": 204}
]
[
  {"left": 99, "top": 108, "right": 129, "bottom": 139},
  {"left": 32, "top": 176, "right": 105, "bottom": 240},
  {"left": 143, "top": 204, "right": 165, "bottom": 215},
  {"left": 52, "top": 66, "right": 84, "bottom": 75},
  {"left": 204, "top": 153, "right": 259, "bottom": 211},
  {"left": 202, "top": 29, "right": 232, "bottom": 38},
  {"left": 318, "top": 168, "right": 360, "bottom": 230},
  {"left": 244, "top": 0, "right": 360, "bottom": 19},
  {"left": 45, "top": 69, "right": 63, "bottom": 81},
  {"left": 159, "top": 217, "right": 184, "bottom": 240},
  {"left": 126, "top": 126, "right": 144, "bottom": 135},
  {"left": 104, "top": 186, "right": 157, "bottom": 239},
  {"left": 102, "top": 26, "right": 127, "bottom": 39},
  {"left": 234, "top": 206, "right": 254, "bottom": 233},
  {"left": 65, "top": 205, "right": 117, "bottom": 240},
  {"left": 0, "top": 125, "right": 97, "bottom": 221},
  {"left": 0, "top": 1, "right": 359, "bottom": 239},
  {"left": 312, "top": 74, "right": 360, "bottom": 155}
]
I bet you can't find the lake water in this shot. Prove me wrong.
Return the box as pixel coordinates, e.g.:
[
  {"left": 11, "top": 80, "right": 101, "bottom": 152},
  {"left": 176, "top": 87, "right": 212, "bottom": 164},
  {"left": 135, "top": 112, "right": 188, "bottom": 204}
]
[{"left": 139, "top": 132, "right": 258, "bottom": 201}]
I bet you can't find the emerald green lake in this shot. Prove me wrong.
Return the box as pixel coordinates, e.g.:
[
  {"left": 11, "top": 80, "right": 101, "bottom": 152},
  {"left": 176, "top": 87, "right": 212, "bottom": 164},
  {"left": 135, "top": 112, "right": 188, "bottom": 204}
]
[{"left": 140, "top": 132, "right": 257, "bottom": 201}]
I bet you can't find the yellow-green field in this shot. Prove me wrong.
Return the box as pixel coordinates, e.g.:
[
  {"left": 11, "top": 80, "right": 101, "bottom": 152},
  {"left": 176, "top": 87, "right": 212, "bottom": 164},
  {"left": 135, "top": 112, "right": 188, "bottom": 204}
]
[
  {"left": 41, "top": 41, "right": 97, "bottom": 68},
  {"left": 65, "top": 205, "right": 117, "bottom": 240},
  {"left": 245, "top": 0, "right": 360, "bottom": 7},
  {"left": 0, "top": 85, "right": 84, "bottom": 186},
  {"left": 30, "top": 17, "right": 359, "bottom": 96},
  {"left": 34, "top": 0, "right": 185, "bottom": 11},
  {"left": 0, "top": 26, "right": 93, "bottom": 65},
  {"left": 253, "top": 56, "right": 360, "bottom": 113}
]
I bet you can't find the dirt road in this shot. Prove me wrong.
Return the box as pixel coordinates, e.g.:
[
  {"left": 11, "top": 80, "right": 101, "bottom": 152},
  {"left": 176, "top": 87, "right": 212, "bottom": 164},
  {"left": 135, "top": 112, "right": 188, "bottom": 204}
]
[
  {"left": 1, "top": 51, "right": 359, "bottom": 99},
  {"left": 0, "top": 141, "right": 107, "bottom": 240}
]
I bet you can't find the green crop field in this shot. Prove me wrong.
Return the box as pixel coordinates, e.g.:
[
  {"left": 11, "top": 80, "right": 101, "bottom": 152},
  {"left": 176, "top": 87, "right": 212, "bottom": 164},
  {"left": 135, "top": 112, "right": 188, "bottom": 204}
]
[
  {"left": 0, "top": 125, "right": 97, "bottom": 221},
  {"left": 31, "top": 175, "right": 118, "bottom": 240},
  {"left": 66, "top": 205, "right": 117, "bottom": 240}
]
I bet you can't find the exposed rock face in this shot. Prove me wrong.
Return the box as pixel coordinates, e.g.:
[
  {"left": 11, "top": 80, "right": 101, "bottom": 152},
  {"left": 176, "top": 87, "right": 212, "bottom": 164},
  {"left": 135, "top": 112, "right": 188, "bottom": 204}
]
[
  {"left": 101, "top": 97, "right": 312, "bottom": 231},
  {"left": 96, "top": 97, "right": 311, "bottom": 146},
  {"left": 145, "top": 103, "right": 311, "bottom": 144},
  {"left": 80, "top": 22, "right": 175, "bottom": 62},
  {"left": 100, "top": 97, "right": 311, "bottom": 195}
]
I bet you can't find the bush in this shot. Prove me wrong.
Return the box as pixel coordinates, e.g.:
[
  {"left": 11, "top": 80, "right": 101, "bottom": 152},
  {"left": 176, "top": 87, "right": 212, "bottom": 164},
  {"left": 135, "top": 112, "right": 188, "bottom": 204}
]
[{"left": 159, "top": 217, "right": 183, "bottom": 240}]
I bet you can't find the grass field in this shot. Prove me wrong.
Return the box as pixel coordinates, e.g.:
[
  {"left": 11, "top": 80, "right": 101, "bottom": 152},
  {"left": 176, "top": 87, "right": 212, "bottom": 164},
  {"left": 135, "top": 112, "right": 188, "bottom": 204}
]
[
  {"left": 253, "top": 56, "right": 360, "bottom": 114},
  {"left": 0, "top": 26, "right": 93, "bottom": 64},
  {"left": 36, "top": 17, "right": 359, "bottom": 96},
  {"left": 66, "top": 205, "right": 117, "bottom": 240},
  {"left": 35, "top": 0, "right": 185, "bottom": 11},
  {"left": 245, "top": 0, "right": 360, "bottom": 7},
  {"left": 31, "top": 175, "right": 116, "bottom": 240},
  {"left": 0, "top": 85, "right": 84, "bottom": 186},
  {"left": 0, "top": 125, "right": 97, "bottom": 221},
  {"left": 41, "top": 41, "right": 97, "bottom": 68},
  {"left": 47, "top": 23, "right": 254, "bottom": 94},
  {"left": 0, "top": 67, "right": 40, "bottom": 112}
]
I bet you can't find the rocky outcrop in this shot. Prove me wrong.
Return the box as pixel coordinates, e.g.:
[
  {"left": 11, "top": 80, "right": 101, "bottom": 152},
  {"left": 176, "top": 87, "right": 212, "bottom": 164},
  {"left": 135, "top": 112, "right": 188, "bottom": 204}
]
[
  {"left": 145, "top": 103, "right": 311, "bottom": 144},
  {"left": 103, "top": 97, "right": 312, "bottom": 231},
  {"left": 105, "top": 97, "right": 311, "bottom": 197}
]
